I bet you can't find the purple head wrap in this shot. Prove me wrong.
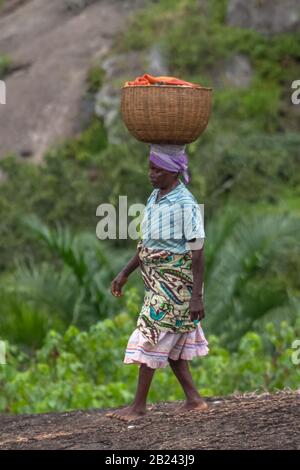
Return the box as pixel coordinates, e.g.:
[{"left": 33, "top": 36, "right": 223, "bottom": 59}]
[{"left": 149, "top": 144, "right": 190, "bottom": 184}]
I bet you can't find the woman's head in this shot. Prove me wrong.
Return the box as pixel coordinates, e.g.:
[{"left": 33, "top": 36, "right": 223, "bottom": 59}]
[
  {"left": 149, "top": 160, "right": 179, "bottom": 189},
  {"left": 148, "top": 144, "right": 189, "bottom": 186}
]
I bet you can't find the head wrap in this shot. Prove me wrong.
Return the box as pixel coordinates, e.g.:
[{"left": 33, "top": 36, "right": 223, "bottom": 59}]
[{"left": 149, "top": 144, "right": 190, "bottom": 184}]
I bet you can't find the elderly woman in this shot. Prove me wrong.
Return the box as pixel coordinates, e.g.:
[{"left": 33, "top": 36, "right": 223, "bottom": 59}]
[{"left": 108, "top": 144, "right": 209, "bottom": 422}]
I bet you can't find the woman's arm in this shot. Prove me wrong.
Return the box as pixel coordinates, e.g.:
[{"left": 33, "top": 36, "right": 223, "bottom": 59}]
[
  {"left": 121, "top": 251, "right": 140, "bottom": 277},
  {"left": 189, "top": 241, "right": 205, "bottom": 321},
  {"left": 111, "top": 249, "right": 140, "bottom": 297}
]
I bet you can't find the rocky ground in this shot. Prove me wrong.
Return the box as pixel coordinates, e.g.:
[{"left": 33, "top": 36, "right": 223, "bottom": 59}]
[
  {"left": 0, "top": 0, "right": 145, "bottom": 161},
  {"left": 1, "top": 0, "right": 299, "bottom": 160},
  {"left": 0, "top": 390, "right": 299, "bottom": 450}
]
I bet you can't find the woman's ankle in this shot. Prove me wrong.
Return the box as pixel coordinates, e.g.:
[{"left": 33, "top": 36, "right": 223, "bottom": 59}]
[
  {"left": 131, "top": 401, "right": 147, "bottom": 411},
  {"left": 185, "top": 394, "right": 204, "bottom": 405}
]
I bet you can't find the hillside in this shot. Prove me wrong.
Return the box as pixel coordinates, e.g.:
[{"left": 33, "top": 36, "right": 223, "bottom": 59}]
[
  {"left": 0, "top": 0, "right": 145, "bottom": 161},
  {"left": 0, "top": 0, "right": 299, "bottom": 437},
  {"left": 0, "top": 391, "right": 299, "bottom": 450}
]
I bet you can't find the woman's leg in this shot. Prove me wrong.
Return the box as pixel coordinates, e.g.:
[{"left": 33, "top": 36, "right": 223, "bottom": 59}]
[
  {"left": 106, "top": 363, "right": 156, "bottom": 421},
  {"left": 168, "top": 358, "right": 208, "bottom": 411}
]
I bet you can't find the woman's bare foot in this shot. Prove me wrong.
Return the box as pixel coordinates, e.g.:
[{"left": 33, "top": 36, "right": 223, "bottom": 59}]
[
  {"left": 175, "top": 398, "right": 208, "bottom": 414},
  {"left": 106, "top": 405, "right": 146, "bottom": 422}
]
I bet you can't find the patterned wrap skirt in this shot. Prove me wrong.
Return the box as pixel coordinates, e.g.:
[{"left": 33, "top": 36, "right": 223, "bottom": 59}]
[{"left": 124, "top": 240, "right": 209, "bottom": 369}]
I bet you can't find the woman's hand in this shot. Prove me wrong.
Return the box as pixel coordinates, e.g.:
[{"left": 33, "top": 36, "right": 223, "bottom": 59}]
[
  {"left": 189, "top": 295, "right": 205, "bottom": 322},
  {"left": 111, "top": 271, "right": 128, "bottom": 297}
]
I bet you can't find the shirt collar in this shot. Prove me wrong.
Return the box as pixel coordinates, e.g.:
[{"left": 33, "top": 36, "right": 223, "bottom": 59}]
[{"left": 154, "top": 181, "right": 184, "bottom": 203}]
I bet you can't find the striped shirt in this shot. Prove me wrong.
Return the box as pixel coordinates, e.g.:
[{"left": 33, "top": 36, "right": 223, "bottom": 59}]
[{"left": 141, "top": 180, "right": 205, "bottom": 253}]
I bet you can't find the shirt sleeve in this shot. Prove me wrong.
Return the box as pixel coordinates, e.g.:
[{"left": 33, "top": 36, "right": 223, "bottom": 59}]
[{"left": 183, "top": 203, "right": 205, "bottom": 242}]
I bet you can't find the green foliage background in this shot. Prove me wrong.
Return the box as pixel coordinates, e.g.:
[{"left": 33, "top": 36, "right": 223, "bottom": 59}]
[
  {"left": 0, "top": 0, "right": 299, "bottom": 413},
  {"left": 1, "top": 288, "right": 299, "bottom": 414}
]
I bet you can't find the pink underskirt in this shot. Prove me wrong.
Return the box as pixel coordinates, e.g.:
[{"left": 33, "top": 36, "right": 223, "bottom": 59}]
[{"left": 124, "top": 323, "right": 209, "bottom": 369}]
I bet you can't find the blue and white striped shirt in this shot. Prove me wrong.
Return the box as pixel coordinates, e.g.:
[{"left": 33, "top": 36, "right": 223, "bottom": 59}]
[{"left": 141, "top": 181, "right": 205, "bottom": 253}]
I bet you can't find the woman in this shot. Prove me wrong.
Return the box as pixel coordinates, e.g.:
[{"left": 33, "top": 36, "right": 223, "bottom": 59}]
[{"left": 107, "top": 144, "right": 209, "bottom": 422}]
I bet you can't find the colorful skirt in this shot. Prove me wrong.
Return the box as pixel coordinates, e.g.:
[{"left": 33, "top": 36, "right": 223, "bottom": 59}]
[
  {"left": 136, "top": 239, "right": 206, "bottom": 344},
  {"left": 123, "top": 240, "right": 209, "bottom": 368}
]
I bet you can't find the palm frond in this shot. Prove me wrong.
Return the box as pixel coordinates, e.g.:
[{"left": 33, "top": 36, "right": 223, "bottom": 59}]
[{"left": 204, "top": 210, "right": 300, "bottom": 348}]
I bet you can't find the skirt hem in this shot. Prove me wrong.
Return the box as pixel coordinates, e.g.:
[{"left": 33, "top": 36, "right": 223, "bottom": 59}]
[
  {"left": 124, "top": 346, "right": 209, "bottom": 369},
  {"left": 124, "top": 326, "right": 209, "bottom": 369}
]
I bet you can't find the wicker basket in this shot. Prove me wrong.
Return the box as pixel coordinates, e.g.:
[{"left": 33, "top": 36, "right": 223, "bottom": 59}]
[{"left": 121, "top": 85, "right": 212, "bottom": 144}]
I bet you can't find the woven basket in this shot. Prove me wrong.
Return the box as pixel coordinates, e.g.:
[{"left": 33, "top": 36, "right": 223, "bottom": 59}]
[{"left": 121, "top": 85, "right": 212, "bottom": 144}]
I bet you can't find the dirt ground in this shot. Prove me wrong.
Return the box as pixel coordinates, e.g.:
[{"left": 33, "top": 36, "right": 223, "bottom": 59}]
[{"left": 0, "top": 390, "right": 299, "bottom": 450}]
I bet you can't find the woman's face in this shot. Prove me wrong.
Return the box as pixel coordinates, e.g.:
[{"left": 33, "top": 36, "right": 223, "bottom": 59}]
[{"left": 148, "top": 161, "right": 179, "bottom": 189}]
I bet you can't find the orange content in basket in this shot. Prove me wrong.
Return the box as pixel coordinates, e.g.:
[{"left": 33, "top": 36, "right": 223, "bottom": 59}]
[{"left": 124, "top": 73, "right": 201, "bottom": 88}]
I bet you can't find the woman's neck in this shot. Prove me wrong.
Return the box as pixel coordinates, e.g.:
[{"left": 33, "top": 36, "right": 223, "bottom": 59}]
[{"left": 158, "top": 179, "right": 180, "bottom": 199}]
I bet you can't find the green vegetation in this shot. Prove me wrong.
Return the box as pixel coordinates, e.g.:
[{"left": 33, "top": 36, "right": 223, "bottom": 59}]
[
  {"left": 0, "top": 118, "right": 108, "bottom": 271},
  {"left": 0, "top": 0, "right": 300, "bottom": 413},
  {"left": 86, "top": 63, "right": 106, "bottom": 93},
  {"left": 1, "top": 288, "right": 299, "bottom": 413},
  {"left": 115, "top": 0, "right": 300, "bottom": 133},
  {"left": 1, "top": 206, "right": 299, "bottom": 351},
  {"left": 0, "top": 54, "right": 12, "bottom": 79}
]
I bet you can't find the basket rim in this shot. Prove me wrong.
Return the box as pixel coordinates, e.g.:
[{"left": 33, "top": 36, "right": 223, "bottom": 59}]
[{"left": 121, "top": 85, "right": 213, "bottom": 91}]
